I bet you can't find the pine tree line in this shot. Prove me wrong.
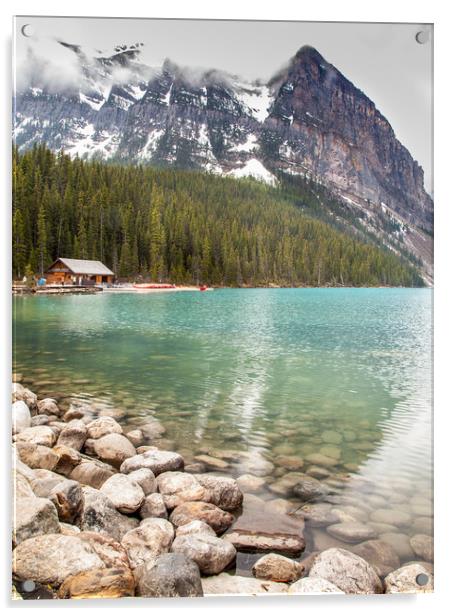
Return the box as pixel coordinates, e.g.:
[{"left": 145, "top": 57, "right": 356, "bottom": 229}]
[{"left": 12, "top": 144, "right": 424, "bottom": 287}]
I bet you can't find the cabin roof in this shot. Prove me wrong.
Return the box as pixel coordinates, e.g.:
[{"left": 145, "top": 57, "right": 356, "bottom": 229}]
[{"left": 47, "top": 258, "right": 114, "bottom": 276}]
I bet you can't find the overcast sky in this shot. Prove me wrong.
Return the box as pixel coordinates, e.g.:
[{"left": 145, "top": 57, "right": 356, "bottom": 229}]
[{"left": 14, "top": 16, "right": 433, "bottom": 193}]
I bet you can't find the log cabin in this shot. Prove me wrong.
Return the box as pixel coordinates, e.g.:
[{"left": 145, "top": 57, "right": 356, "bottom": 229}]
[{"left": 44, "top": 258, "right": 114, "bottom": 286}]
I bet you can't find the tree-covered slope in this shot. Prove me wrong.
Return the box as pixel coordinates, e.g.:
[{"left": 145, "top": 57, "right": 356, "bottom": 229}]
[{"left": 12, "top": 145, "right": 423, "bottom": 287}]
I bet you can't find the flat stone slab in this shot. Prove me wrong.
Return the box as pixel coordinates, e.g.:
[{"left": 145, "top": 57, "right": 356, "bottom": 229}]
[{"left": 202, "top": 572, "right": 288, "bottom": 596}]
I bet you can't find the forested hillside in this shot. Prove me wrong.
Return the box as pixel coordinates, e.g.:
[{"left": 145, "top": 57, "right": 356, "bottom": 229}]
[{"left": 12, "top": 145, "right": 423, "bottom": 287}]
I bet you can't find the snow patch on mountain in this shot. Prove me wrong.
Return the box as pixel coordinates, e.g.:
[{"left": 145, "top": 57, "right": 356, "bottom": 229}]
[
  {"left": 234, "top": 83, "right": 273, "bottom": 122},
  {"left": 227, "top": 158, "right": 276, "bottom": 185}
]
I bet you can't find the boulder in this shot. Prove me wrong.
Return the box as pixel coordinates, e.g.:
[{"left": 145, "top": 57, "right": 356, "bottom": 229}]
[
  {"left": 58, "top": 566, "right": 135, "bottom": 599},
  {"left": 12, "top": 383, "right": 37, "bottom": 412},
  {"left": 410, "top": 534, "right": 433, "bottom": 562},
  {"left": 121, "top": 518, "right": 174, "bottom": 570},
  {"left": 139, "top": 493, "right": 168, "bottom": 519},
  {"left": 289, "top": 577, "right": 345, "bottom": 594},
  {"left": 15, "top": 442, "right": 59, "bottom": 471},
  {"left": 252, "top": 553, "right": 304, "bottom": 582},
  {"left": 69, "top": 459, "right": 116, "bottom": 489},
  {"left": 326, "top": 522, "right": 377, "bottom": 544},
  {"left": 12, "top": 401, "right": 31, "bottom": 434},
  {"left": 57, "top": 420, "right": 87, "bottom": 451},
  {"left": 384, "top": 563, "right": 433, "bottom": 593},
  {"left": 30, "top": 468, "right": 64, "bottom": 497},
  {"left": 78, "top": 531, "right": 131, "bottom": 569},
  {"left": 156, "top": 471, "right": 210, "bottom": 509},
  {"left": 127, "top": 468, "right": 157, "bottom": 495},
  {"left": 201, "top": 572, "right": 287, "bottom": 595},
  {"left": 292, "top": 475, "right": 327, "bottom": 501},
  {"left": 171, "top": 534, "right": 236, "bottom": 575},
  {"left": 136, "top": 553, "right": 203, "bottom": 597},
  {"left": 49, "top": 479, "right": 84, "bottom": 523},
  {"left": 31, "top": 415, "right": 51, "bottom": 426},
  {"left": 296, "top": 503, "right": 340, "bottom": 527},
  {"left": 86, "top": 416, "right": 123, "bottom": 439},
  {"left": 126, "top": 429, "right": 145, "bottom": 448},
  {"left": 52, "top": 445, "right": 82, "bottom": 476},
  {"left": 13, "top": 469, "right": 35, "bottom": 499},
  {"left": 352, "top": 540, "right": 401, "bottom": 577},
  {"left": 12, "top": 534, "right": 105, "bottom": 587},
  {"left": 15, "top": 425, "right": 57, "bottom": 448},
  {"left": 37, "top": 398, "right": 61, "bottom": 417},
  {"left": 176, "top": 520, "right": 217, "bottom": 538},
  {"left": 170, "top": 501, "right": 234, "bottom": 534},
  {"left": 13, "top": 496, "right": 60, "bottom": 546},
  {"left": 100, "top": 474, "right": 145, "bottom": 513},
  {"left": 77, "top": 486, "right": 139, "bottom": 541},
  {"left": 195, "top": 474, "right": 243, "bottom": 512},
  {"left": 309, "top": 548, "right": 383, "bottom": 594},
  {"left": 120, "top": 449, "right": 184, "bottom": 476},
  {"left": 93, "top": 433, "right": 136, "bottom": 467}
]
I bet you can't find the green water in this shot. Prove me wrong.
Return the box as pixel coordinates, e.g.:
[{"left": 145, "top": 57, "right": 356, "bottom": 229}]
[{"left": 13, "top": 288, "right": 433, "bottom": 565}]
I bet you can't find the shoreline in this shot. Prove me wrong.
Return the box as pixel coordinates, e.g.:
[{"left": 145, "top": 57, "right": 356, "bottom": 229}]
[{"left": 12, "top": 380, "right": 433, "bottom": 598}]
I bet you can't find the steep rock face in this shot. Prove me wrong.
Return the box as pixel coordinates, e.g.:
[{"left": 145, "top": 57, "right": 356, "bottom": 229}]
[
  {"left": 13, "top": 41, "right": 433, "bottom": 273},
  {"left": 262, "top": 46, "right": 432, "bottom": 232}
]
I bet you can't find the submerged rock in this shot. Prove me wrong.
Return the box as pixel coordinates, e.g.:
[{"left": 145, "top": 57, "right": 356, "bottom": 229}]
[
  {"left": 12, "top": 534, "right": 104, "bottom": 587},
  {"left": 236, "top": 474, "right": 266, "bottom": 493},
  {"left": 296, "top": 503, "right": 340, "bottom": 527},
  {"left": 171, "top": 533, "right": 236, "bottom": 575},
  {"left": 292, "top": 475, "right": 328, "bottom": 501},
  {"left": 309, "top": 548, "right": 383, "bottom": 594},
  {"left": 352, "top": 539, "right": 401, "bottom": 577},
  {"left": 136, "top": 553, "right": 203, "bottom": 597},
  {"left": 100, "top": 474, "right": 145, "bottom": 514},
  {"left": 194, "top": 454, "right": 229, "bottom": 470},
  {"left": 384, "top": 563, "right": 433, "bottom": 593},
  {"left": 170, "top": 501, "right": 234, "bottom": 534},
  {"left": 120, "top": 449, "right": 184, "bottom": 475},
  {"left": 379, "top": 532, "right": 415, "bottom": 561},
  {"left": 326, "top": 522, "right": 377, "bottom": 544},
  {"left": 252, "top": 553, "right": 304, "bottom": 583},
  {"left": 410, "top": 534, "right": 433, "bottom": 562}
]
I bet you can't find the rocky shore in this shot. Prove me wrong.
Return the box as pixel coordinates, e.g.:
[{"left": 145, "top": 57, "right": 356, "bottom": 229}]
[{"left": 12, "top": 380, "right": 433, "bottom": 599}]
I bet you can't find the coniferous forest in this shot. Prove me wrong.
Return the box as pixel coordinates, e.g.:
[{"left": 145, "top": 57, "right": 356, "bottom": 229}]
[{"left": 12, "top": 145, "right": 424, "bottom": 287}]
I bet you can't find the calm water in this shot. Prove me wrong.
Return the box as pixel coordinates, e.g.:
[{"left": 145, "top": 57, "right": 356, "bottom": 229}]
[{"left": 13, "top": 288, "right": 433, "bottom": 567}]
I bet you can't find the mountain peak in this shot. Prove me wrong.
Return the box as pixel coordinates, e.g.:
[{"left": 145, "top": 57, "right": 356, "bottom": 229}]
[{"left": 294, "top": 45, "right": 325, "bottom": 63}]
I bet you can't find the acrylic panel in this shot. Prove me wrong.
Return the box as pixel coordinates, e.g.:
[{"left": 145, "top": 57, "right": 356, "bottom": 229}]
[{"left": 12, "top": 16, "right": 433, "bottom": 599}]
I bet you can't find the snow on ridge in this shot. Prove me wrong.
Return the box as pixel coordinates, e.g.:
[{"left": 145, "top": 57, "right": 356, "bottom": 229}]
[
  {"left": 79, "top": 92, "right": 104, "bottom": 111},
  {"left": 234, "top": 82, "right": 273, "bottom": 123},
  {"left": 138, "top": 128, "right": 164, "bottom": 159},
  {"left": 231, "top": 134, "right": 258, "bottom": 153},
  {"left": 227, "top": 158, "right": 277, "bottom": 186}
]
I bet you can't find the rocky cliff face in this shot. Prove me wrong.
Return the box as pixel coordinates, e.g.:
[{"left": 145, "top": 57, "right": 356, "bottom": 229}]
[{"left": 13, "top": 42, "right": 433, "bottom": 277}]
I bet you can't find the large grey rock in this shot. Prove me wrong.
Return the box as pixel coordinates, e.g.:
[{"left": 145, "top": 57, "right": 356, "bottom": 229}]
[
  {"left": 309, "top": 548, "right": 383, "bottom": 594},
  {"left": 100, "top": 474, "right": 145, "bottom": 513},
  {"left": 171, "top": 534, "right": 236, "bottom": 575},
  {"left": 289, "top": 577, "right": 345, "bottom": 594},
  {"left": 52, "top": 445, "right": 82, "bottom": 476},
  {"left": 12, "top": 401, "right": 31, "bottom": 434},
  {"left": 384, "top": 563, "right": 433, "bottom": 593},
  {"left": 352, "top": 540, "right": 401, "bottom": 577},
  {"left": 201, "top": 572, "right": 287, "bottom": 595},
  {"left": 126, "top": 429, "right": 145, "bottom": 448},
  {"left": 37, "top": 398, "right": 61, "bottom": 417},
  {"left": 121, "top": 518, "right": 174, "bottom": 570},
  {"left": 252, "top": 553, "right": 304, "bottom": 582},
  {"left": 15, "top": 442, "right": 59, "bottom": 470},
  {"left": 326, "top": 522, "right": 377, "bottom": 543},
  {"left": 30, "top": 468, "right": 64, "bottom": 496},
  {"left": 86, "top": 416, "right": 123, "bottom": 439},
  {"left": 77, "top": 486, "right": 139, "bottom": 541},
  {"left": 136, "top": 553, "right": 203, "bottom": 597},
  {"left": 196, "top": 474, "right": 243, "bottom": 512},
  {"left": 70, "top": 459, "right": 116, "bottom": 489},
  {"left": 15, "top": 425, "right": 57, "bottom": 448},
  {"left": 120, "top": 448, "right": 184, "bottom": 476},
  {"left": 139, "top": 493, "right": 168, "bottom": 519},
  {"left": 156, "top": 471, "right": 209, "bottom": 509},
  {"left": 93, "top": 433, "right": 136, "bottom": 467},
  {"left": 49, "top": 479, "right": 84, "bottom": 523},
  {"left": 13, "top": 469, "right": 35, "bottom": 499},
  {"left": 410, "top": 534, "right": 433, "bottom": 562},
  {"left": 126, "top": 468, "right": 157, "bottom": 495},
  {"left": 12, "top": 534, "right": 104, "bottom": 587},
  {"left": 12, "top": 383, "right": 37, "bottom": 412},
  {"left": 57, "top": 420, "right": 87, "bottom": 451},
  {"left": 170, "top": 501, "right": 234, "bottom": 534},
  {"left": 13, "top": 496, "right": 60, "bottom": 546}
]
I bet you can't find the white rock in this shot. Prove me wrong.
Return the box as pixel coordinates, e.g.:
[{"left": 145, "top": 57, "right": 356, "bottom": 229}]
[
  {"left": 176, "top": 520, "right": 217, "bottom": 538},
  {"left": 309, "top": 548, "right": 383, "bottom": 594},
  {"left": 12, "top": 401, "right": 31, "bottom": 434},
  {"left": 201, "top": 572, "right": 288, "bottom": 595},
  {"left": 289, "top": 577, "right": 345, "bottom": 594},
  {"left": 86, "top": 416, "right": 123, "bottom": 439},
  {"left": 100, "top": 474, "right": 145, "bottom": 513},
  {"left": 15, "top": 425, "right": 57, "bottom": 448}
]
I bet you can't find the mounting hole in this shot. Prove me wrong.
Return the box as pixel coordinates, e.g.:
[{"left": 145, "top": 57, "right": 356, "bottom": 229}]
[
  {"left": 21, "top": 24, "right": 34, "bottom": 38},
  {"left": 415, "top": 31, "right": 430, "bottom": 45},
  {"left": 21, "top": 579, "right": 36, "bottom": 592},
  {"left": 416, "top": 573, "right": 429, "bottom": 586}
]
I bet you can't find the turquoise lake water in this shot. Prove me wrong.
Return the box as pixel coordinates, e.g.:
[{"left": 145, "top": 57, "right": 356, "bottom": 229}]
[{"left": 13, "top": 288, "right": 433, "bottom": 564}]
